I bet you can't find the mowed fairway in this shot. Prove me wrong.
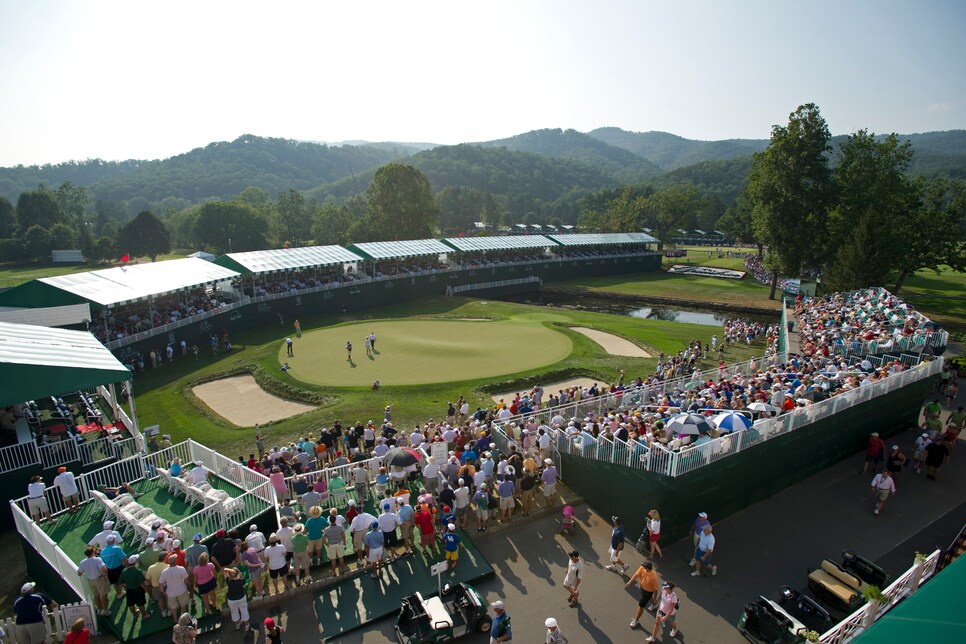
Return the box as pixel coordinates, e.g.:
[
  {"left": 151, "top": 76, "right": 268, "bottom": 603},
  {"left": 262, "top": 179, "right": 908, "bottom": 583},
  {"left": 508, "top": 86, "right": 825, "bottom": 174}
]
[{"left": 280, "top": 319, "right": 573, "bottom": 386}]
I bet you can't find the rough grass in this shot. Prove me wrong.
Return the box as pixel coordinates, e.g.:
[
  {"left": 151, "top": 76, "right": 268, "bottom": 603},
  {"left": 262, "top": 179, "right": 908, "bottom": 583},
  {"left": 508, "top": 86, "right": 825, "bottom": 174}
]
[{"left": 132, "top": 297, "right": 767, "bottom": 458}]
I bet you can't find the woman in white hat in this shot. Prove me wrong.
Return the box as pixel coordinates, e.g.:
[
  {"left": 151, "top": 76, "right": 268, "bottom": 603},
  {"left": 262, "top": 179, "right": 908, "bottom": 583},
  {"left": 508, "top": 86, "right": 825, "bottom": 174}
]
[{"left": 545, "top": 617, "right": 568, "bottom": 643}]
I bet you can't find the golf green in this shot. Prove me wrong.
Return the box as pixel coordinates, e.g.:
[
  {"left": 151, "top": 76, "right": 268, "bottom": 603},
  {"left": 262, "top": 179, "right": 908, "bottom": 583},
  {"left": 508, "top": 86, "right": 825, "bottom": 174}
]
[{"left": 279, "top": 319, "right": 572, "bottom": 386}]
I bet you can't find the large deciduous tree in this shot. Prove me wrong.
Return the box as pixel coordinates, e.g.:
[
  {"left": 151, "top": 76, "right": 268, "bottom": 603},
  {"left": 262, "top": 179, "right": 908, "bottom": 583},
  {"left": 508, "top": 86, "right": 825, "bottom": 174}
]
[
  {"left": 824, "top": 131, "right": 916, "bottom": 291},
  {"left": 118, "top": 210, "right": 172, "bottom": 261},
  {"left": 275, "top": 189, "right": 311, "bottom": 246},
  {"left": 645, "top": 183, "right": 706, "bottom": 247},
  {"left": 56, "top": 181, "right": 93, "bottom": 254},
  {"left": 748, "top": 103, "right": 835, "bottom": 299},
  {"left": 193, "top": 201, "right": 268, "bottom": 253},
  {"left": 0, "top": 195, "right": 16, "bottom": 238},
  {"left": 16, "top": 186, "right": 66, "bottom": 231},
  {"left": 363, "top": 163, "right": 438, "bottom": 241}
]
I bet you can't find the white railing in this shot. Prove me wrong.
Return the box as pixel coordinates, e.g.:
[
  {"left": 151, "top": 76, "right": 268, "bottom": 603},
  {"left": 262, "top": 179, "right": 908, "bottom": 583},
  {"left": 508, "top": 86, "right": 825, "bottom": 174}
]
[
  {"left": 281, "top": 452, "right": 388, "bottom": 500},
  {"left": 9, "top": 499, "right": 93, "bottom": 605},
  {"left": 0, "top": 602, "right": 97, "bottom": 642},
  {"left": 186, "top": 439, "right": 273, "bottom": 499},
  {"left": 76, "top": 455, "right": 147, "bottom": 502},
  {"left": 819, "top": 550, "right": 941, "bottom": 644},
  {"left": 449, "top": 276, "right": 542, "bottom": 295},
  {"left": 489, "top": 354, "right": 940, "bottom": 478},
  {"left": 0, "top": 441, "right": 39, "bottom": 473}
]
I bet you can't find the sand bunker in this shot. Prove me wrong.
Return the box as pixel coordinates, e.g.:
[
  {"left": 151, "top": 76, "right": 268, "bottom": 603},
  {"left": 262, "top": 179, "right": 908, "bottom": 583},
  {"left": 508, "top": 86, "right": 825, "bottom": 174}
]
[
  {"left": 571, "top": 327, "right": 652, "bottom": 357},
  {"left": 192, "top": 375, "right": 315, "bottom": 426},
  {"left": 491, "top": 377, "right": 603, "bottom": 403}
]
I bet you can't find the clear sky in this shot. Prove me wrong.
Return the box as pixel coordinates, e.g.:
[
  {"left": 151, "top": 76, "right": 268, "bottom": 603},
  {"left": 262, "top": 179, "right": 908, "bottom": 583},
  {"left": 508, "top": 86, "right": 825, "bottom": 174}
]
[{"left": 1, "top": 0, "right": 963, "bottom": 166}]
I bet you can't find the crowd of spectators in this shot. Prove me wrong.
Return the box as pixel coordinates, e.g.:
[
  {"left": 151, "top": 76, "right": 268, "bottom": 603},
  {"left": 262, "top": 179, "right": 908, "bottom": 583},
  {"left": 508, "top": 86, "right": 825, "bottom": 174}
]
[
  {"left": 90, "top": 288, "right": 233, "bottom": 344},
  {"left": 794, "top": 289, "right": 940, "bottom": 359}
]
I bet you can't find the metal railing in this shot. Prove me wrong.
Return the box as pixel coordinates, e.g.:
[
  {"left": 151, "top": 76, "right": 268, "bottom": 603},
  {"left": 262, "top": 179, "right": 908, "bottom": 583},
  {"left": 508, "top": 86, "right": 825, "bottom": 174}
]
[
  {"left": 488, "top": 353, "right": 940, "bottom": 478},
  {"left": 819, "top": 550, "right": 941, "bottom": 644},
  {"left": 449, "top": 276, "right": 542, "bottom": 295}
]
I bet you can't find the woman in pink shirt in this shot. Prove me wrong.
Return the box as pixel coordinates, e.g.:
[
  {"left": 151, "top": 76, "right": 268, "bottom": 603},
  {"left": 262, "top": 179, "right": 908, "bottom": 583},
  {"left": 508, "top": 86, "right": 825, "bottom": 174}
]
[
  {"left": 647, "top": 581, "right": 678, "bottom": 642},
  {"left": 192, "top": 553, "right": 218, "bottom": 614},
  {"left": 269, "top": 467, "right": 288, "bottom": 502}
]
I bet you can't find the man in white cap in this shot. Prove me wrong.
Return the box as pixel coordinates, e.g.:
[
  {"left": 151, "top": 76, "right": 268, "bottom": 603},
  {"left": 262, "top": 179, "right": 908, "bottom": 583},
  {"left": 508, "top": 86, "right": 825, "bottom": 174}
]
[
  {"left": 913, "top": 432, "right": 931, "bottom": 473},
  {"left": 377, "top": 502, "right": 401, "bottom": 560},
  {"left": 545, "top": 617, "right": 567, "bottom": 643},
  {"left": 443, "top": 523, "right": 462, "bottom": 570},
  {"left": 489, "top": 600, "right": 511, "bottom": 644},
  {"left": 186, "top": 460, "right": 212, "bottom": 486},
  {"left": 349, "top": 506, "right": 378, "bottom": 569},
  {"left": 246, "top": 524, "right": 266, "bottom": 555},
  {"left": 147, "top": 519, "right": 164, "bottom": 542},
  {"left": 89, "top": 520, "right": 122, "bottom": 550},
  {"left": 119, "top": 554, "right": 150, "bottom": 620},
  {"left": 14, "top": 582, "right": 57, "bottom": 643}
]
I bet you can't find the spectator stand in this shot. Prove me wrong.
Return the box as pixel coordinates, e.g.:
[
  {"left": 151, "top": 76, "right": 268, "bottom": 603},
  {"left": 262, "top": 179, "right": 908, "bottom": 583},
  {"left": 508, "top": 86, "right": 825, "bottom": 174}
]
[
  {"left": 0, "top": 322, "right": 142, "bottom": 480},
  {"left": 10, "top": 439, "right": 278, "bottom": 610},
  {"left": 214, "top": 244, "right": 366, "bottom": 299}
]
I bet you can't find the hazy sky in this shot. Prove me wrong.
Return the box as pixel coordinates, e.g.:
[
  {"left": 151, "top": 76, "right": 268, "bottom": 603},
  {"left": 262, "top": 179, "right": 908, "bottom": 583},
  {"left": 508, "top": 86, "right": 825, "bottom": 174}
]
[{"left": 1, "top": 0, "right": 964, "bottom": 166}]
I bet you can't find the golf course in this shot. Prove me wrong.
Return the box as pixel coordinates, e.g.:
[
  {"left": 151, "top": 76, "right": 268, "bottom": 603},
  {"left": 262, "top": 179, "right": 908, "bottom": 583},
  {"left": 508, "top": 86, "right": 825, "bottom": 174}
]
[{"left": 129, "top": 297, "right": 768, "bottom": 456}]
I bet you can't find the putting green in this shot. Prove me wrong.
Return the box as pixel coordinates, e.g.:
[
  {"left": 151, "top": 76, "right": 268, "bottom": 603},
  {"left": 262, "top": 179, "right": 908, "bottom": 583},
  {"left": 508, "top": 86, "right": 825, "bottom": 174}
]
[{"left": 279, "top": 319, "right": 572, "bottom": 386}]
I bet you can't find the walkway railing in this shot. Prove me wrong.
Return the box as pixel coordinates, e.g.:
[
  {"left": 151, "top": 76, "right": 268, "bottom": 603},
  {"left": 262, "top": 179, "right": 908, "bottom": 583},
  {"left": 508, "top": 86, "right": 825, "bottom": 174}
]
[
  {"left": 489, "top": 353, "right": 940, "bottom": 478},
  {"left": 449, "top": 276, "right": 541, "bottom": 295},
  {"left": 818, "top": 550, "right": 941, "bottom": 644}
]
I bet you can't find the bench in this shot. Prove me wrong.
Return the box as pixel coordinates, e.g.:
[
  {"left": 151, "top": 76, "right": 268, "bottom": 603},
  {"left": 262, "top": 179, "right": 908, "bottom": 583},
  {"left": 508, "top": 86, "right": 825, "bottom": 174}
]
[{"left": 808, "top": 559, "right": 865, "bottom": 609}]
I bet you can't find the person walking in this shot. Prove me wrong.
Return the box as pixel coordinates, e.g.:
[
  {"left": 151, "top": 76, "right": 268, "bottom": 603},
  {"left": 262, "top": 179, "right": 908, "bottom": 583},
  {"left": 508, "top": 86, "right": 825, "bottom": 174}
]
[
  {"left": 118, "top": 555, "right": 151, "bottom": 621},
  {"left": 646, "top": 581, "right": 679, "bottom": 642},
  {"left": 14, "top": 582, "right": 58, "bottom": 644},
  {"left": 605, "top": 516, "right": 629, "bottom": 574},
  {"left": 293, "top": 320, "right": 301, "bottom": 338},
  {"left": 924, "top": 436, "right": 950, "bottom": 481},
  {"left": 364, "top": 522, "right": 386, "bottom": 579},
  {"left": 264, "top": 617, "right": 284, "bottom": 644},
  {"left": 369, "top": 331, "right": 376, "bottom": 351},
  {"left": 346, "top": 341, "right": 352, "bottom": 361},
  {"left": 563, "top": 550, "right": 583, "bottom": 606},
  {"left": 646, "top": 509, "right": 664, "bottom": 560},
  {"left": 365, "top": 335, "right": 372, "bottom": 358},
  {"left": 870, "top": 469, "right": 896, "bottom": 516},
  {"left": 489, "top": 600, "right": 512, "bottom": 644},
  {"left": 627, "top": 561, "right": 661, "bottom": 627},
  {"left": 544, "top": 617, "right": 568, "bottom": 644},
  {"left": 541, "top": 459, "right": 558, "bottom": 511},
  {"left": 76, "top": 546, "right": 110, "bottom": 616},
  {"left": 885, "top": 445, "right": 907, "bottom": 480},
  {"left": 688, "top": 512, "right": 710, "bottom": 565},
  {"left": 862, "top": 432, "right": 886, "bottom": 474},
  {"left": 913, "top": 432, "right": 931, "bottom": 473},
  {"left": 171, "top": 613, "right": 198, "bottom": 644},
  {"left": 691, "top": 525, "right": 717, "bottom": 577}
]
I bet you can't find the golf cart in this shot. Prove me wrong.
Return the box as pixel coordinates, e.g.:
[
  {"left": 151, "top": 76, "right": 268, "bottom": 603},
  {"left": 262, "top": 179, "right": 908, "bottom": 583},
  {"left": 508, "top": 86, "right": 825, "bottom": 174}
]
[
  {"left": 778, "top": 586, "right": 833, "bottom": 633},
  {"left": 737, "top": 596, "right": 809, "bottom": 643},
  {"left": 395, "top": 582, "right": 492, "bottom": 644}
]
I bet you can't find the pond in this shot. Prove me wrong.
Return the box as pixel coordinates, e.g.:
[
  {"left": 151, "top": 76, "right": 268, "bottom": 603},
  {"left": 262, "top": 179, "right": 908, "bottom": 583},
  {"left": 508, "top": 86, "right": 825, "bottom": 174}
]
[{"left": 500, "top": 293, "right": 775, "bottom": 327}]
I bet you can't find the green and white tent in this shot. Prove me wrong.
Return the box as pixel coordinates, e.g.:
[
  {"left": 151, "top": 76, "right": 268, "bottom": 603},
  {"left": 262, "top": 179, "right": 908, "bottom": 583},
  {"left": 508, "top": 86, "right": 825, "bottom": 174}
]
[{"left": 0, "top": 321, "right": 131, "bottom": 406}]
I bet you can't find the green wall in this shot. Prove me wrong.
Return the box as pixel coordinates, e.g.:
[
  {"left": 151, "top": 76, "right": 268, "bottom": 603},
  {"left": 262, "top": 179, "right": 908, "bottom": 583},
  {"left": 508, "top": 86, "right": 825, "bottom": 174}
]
[{"left": 561, "top": 374, "right": 935, "bottom": 545}]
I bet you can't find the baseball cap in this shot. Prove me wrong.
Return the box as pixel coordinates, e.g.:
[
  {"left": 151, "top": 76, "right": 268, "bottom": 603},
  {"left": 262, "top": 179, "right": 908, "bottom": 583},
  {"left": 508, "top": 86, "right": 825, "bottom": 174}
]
[
  {"left": 145, "top": 537, "right": 155, "bottom": 546},
  {"left": 492, "top": 600, "right": 505, "bottom": 610},
  {"left": 544, "top": 458, "right": 553, "bottom": 465},
  {"left": 21, "top": 582, "right": 36, "bottom": 594},
  {"left": 216, "top": 529, "right": 226, "bottom": 537},
  {"left": 447, "top": 523, "right": 456, "bottom": 531},
  {"left": 250, "top": 524, "right": 258, "bottom": 532},
  {"left": 103, "top": 520, "right": 114, "bottom": 529},
  {"left": 172, "top": 539, "right": 181, "bottom": 548},
  {"left": 193, "top": 533, "right": 202, "bottom": 542},
  {"left": 545, "top": 618, "right": 557, "bottom": 628},
  {"left": 370, "top": 521, "right": 379, "bottom": 529},
  {"left": 347, "top": 499, "right": 356, "bottom": 506},
  {"left": 264, "top": 618, "right": 275, "bottom": 629},
  {"left": 698, "top": 512, "right": 708, "bottom": 518},
  {"left": 127, "top": 554, "right": 140, "bottom": 564},
  {"left": 106, "top": 535, "right": 116, "bottom": 543}
]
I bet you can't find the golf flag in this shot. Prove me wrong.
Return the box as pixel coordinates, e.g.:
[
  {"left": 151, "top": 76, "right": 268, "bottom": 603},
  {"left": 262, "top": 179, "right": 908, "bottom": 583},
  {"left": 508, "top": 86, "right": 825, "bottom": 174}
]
[{"left": 120, "top": 253, "right": 130, "bottom": 263}]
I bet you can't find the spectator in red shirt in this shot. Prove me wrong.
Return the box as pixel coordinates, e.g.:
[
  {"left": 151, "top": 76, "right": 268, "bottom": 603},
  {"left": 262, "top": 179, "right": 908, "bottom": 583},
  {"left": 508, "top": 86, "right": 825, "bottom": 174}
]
[{"left": 862, "top": 432, "right": 886, "bottom": 474}]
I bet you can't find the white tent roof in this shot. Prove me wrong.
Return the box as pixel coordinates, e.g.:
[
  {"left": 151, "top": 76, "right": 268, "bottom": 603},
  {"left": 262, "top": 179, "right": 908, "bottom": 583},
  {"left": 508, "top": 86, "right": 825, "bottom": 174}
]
[
  {"left": 442, "top": 235, "right": 554, "bottom": 252},
  {"left": 0, "top": 304, "right": 92, "bottom": 328},
  {"left": 38, "top": 258, "right": 240, "bottom": 307},
  {"left": 349, "top": 239, "right": 452, "bottom": 260},
  {"left": 546, "top": 232, "right": 658, "bottom": 246},
  {"left": 218, "top": 245, "right": 364, "bottom": 275},
  {"left": 188, "top": 250, "right": 217, "bottom": 261}
]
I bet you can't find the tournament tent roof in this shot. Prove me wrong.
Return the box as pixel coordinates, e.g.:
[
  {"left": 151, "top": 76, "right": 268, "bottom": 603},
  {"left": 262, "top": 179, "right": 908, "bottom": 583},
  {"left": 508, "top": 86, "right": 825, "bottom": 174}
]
[
  {"left": 545, "top": 232, "right": 658, "bottom": 246},
  {"left": 0, "top": 258, "right": 240, "bottom": 310},
  {"left": 214, "top": 246, "right": 364, "bottom": 275},
  {"left": 441, "top": 235, "right": 555, "bottom": 252},
  {"left": 0, "top": 321, "right": 131, "bottom": 406},
  {"left": 347, "top": 239, "right": 452, "bottom": 261}
]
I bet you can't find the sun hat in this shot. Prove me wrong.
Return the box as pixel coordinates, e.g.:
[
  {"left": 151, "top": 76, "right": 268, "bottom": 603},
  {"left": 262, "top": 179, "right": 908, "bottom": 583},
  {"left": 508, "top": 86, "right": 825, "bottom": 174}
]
[
  {"left": 294, "top": 524, "right": 304, "bottom": 532},
  {"left": 309, "top": 506, "right": 323, "bottom": 518}
]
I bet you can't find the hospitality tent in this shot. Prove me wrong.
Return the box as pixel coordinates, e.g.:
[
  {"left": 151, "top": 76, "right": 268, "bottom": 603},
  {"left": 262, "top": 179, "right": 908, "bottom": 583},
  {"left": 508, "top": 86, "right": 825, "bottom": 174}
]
[
  {"left": 0, "top": 258, "right": 240, "bottom": 310},
  {"left": 347, "top": 239, "right": 452, "bottom": 261},
  {"left": 0, "top": 321, "right": 131, "bottom": 406},
  {"left": 441, "top": 235, "right": 555, "bottom": 252},
  {"left": 187, "top": 250, "right": 217, "bottom": 261},
  {"left": 545, "top": 232, "right": 659, "bottom": 246},
  {"left": 214, "top": 245, "right": 364, "bottom": 275}
]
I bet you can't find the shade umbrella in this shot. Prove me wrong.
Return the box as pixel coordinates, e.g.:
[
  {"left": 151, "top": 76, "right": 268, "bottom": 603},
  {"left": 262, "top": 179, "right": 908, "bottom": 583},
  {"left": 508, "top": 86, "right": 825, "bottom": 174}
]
[
  {"left": 712, "top": 412, "right": 752, "bottom": 433},
  {"left": 747, "top": 402, "right": 778, "bottom": 413},
  {"left": 664, "top": 413, "right": 714, "bottom": 436},
  {"left": 384, "top": 447, "right": 422, "bottom": 467}
]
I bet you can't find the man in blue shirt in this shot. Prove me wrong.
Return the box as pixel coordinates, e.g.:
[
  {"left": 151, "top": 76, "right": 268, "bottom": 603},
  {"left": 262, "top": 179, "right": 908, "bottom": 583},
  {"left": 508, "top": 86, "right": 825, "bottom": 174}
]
[
  {"left": 363, "top": 522, "right": 385, "bottom": 579},
  {"left": 497, "top": 475, "right": 515, "bottom": 524},
  {"left": 14, "top": 582, "right": 58, "bottom": 644},
  {"left": 443, "top": 523, "right": 462, "bottom": 570},
  {"left": 100, "top": 535, "right": 128, "bottom": 598},
  {"left": 605, "top": 515, "right": 628, "bottom": 574},
  {"left": 489, "top": 600, "right": 511, "bottom": 643}
]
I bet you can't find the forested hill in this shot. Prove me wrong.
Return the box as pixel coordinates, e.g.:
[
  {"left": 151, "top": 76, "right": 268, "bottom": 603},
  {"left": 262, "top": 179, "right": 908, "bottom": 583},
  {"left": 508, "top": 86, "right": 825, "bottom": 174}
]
[
  {"left": 308, "top": 143, "right": 620, "bottom": 204},
  {"left": 475, "top": 128, "right": 664, "bottom": 182},
  {"left": 588, "top": 127, "right": 767, "bottom": 171},
  {"left": 0, "top": 135, "right": 404, "bottom": 205}
]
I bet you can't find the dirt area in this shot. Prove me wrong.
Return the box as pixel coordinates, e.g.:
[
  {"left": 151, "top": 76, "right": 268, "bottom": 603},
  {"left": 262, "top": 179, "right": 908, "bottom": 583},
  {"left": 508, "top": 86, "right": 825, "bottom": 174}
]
[
  {"left": 570, "top": 326, "right": 652, "bottom": 357},
  {"left": 490, "top": 377, "right": 603, "bottom": 403},
  {"left": 192, "top": 375, "right": 316, "bottom": 427}
]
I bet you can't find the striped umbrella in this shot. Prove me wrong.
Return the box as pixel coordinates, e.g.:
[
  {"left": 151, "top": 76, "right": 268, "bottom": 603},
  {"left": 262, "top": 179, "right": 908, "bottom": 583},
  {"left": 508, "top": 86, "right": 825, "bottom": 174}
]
[
  {"left": 712, "top": 412, "right": 752, "bottom": 433},
  {"left": 665, "top": 413, "right": 714, "bottom": 436}
]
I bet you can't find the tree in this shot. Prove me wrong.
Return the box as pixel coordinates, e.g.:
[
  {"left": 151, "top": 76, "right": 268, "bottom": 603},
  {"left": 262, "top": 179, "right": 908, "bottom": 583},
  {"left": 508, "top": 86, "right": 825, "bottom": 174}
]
[
  {"left": 91, "top": 236, "right": 118, "bottom": 263},
  {"left": 56, "top": 181, "right": 93, "bottom": 255},
  {"left": 716, "top": 189, "right": 760, "bottom": 251},
  {"left": 363, "top": 163, "right": 438, "bottom": 241},
  {"left": 93, "top": 199, "right": 128, "bottom": 237},
  {"left": 889, "top": 177, "right": 966, "bottom": 293},
  {"left": 21, "top": 225, "right": 52, "bottom": 260},
  {"left": 747, "top": 103, "right": 835, "bottom": 299},
  {"left": 16, "top": 186, "right": 66, "bottom": 230},
  {"left": 824, "top": 131, "right": 916, "bottom": 291},
  {"left": 48, "top": 222, "right": 77, "bottom": 250},
  {"left": 237, "top": 186, "right": 272, "bottom": 209},
  {"left": 645, "top": 183, "right": 706, "bottom": 246},
  {"left": 118, "top": 210, "right": 171, "bottom": 261},
  {"left": 275, "top": 189, "right": 311, "bottom": 246},
  {"left": 310, "top": 202, "right": 354, "bottom": 246},
  {"left": 193, "top": 201, "right": 268, "bottom": 253},
  {"left": 0, "top": 194, "right": 16, "bottom": 238}
]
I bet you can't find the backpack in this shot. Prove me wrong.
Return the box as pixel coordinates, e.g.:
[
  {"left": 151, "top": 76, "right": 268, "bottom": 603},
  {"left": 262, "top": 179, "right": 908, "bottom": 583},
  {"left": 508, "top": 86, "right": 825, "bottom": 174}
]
[{"left": 477, "top": 493, "right": 489, "bottom": 511}]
